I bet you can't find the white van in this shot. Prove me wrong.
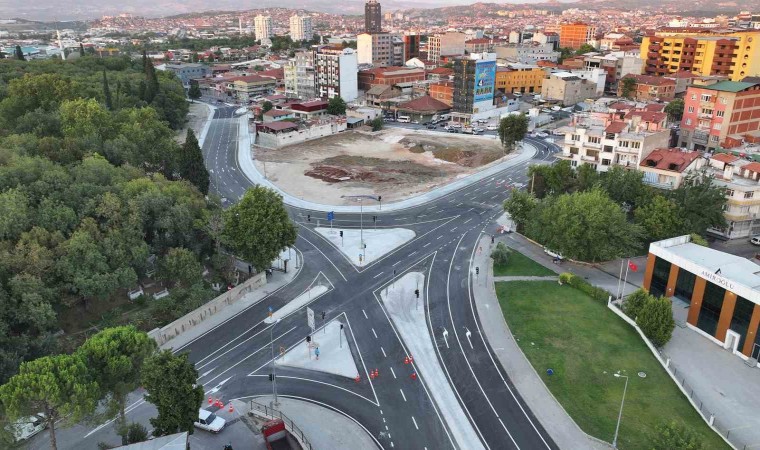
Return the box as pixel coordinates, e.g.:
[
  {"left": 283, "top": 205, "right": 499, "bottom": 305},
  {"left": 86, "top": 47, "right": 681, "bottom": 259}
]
[
  {"left": 397, "top": 115, "right": 411, "bottom": 123},
  {"left": 195, "top": 408, "right": 226, "bottom": 433},
  {"left": 751, "top": 236, "right": 760, "bottom": 246}
]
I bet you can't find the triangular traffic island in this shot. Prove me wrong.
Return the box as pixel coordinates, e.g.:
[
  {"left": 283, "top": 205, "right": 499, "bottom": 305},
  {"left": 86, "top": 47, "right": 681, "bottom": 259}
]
[
  {"left": 316, "top": 227, "right": 415, "bottom": 266},
  {"left": 275, "top": 320, "right": 359, "bottom": 379}
]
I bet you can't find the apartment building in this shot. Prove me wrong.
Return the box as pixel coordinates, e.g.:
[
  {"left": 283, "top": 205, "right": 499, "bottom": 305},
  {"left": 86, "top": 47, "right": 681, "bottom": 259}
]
[
  {"left": 452, "top": 53, "right": 496, "bottom": 115},
  {"left": 357, "top": 66, "right": 425, "bottom": 91},
  {"left": 679, "top": 80, "right": 760, "bottom": 151},
  {"left": 541, "top": 73, "right": 598, "bottom": 105},
  {"left": 293, "top": 50, "right": 317, "bottom": 100},
  {"left": 254, "top": 15, "right": 273, "bottom": 43},
  {"left": 495, "top": 64, "right": 545, "bottom": 94},
  {"left": 465, "top": 38, "right": 492, "bottom": 54},
  {"left": 289, "top": 15, "right": 313, "bottom": 42},
  {"left": 163, "top": 63, "right": 210, "bottom": 88},
  {"left": 365, "top": 0, "right": 382, "bottom": 34},
  {"left": 403, "top": 34, "right": 420, "bottom": 61},
  {"left": 641, "top": 29, "right": 760, "bottom": 81},
  {"left": 430, "top": 81, "right": 454, "bottom": 106},
  {"left": 706, "top": 153, "right": 760, "bottom": 239},
  {"left": 583, "top": 51, "right": 643, "bottom": 91},
  {"left": 314, "top": 46, "right": 358, "bottom": 102},
  {"left": 559, "top": 23, "right": 597, "bottom": 49},
  {"left": 357, "top": 32, "right": 405, "bottom": 67},
  {"left": 555, "top": 109, "right": 671, "bottom": 171},
  {"left": 428, "top": 32, "right": 467, "bottom": 63},
  {"left": 639, "top": 147, "right": 705, "bottom": 189},
  {"left": 494, "top": 42, "right": 559, "bottom": 64},
  {"left": 284, "top": 61, "right": 297, "bottom": 97},
  {"left": 228, "top": 75, "right": 277, "bottom": 102},
  {"left": 618, "top": 74, "right": 677, "bottom": 101}
]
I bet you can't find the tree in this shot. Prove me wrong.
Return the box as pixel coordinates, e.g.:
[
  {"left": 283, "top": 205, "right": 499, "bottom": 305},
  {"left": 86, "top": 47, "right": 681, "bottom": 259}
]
[
  {"left": 327, "top": 96, "right": 347, "bottom": 115},
  {"left": 502, "top": 189, "right": 537, "bottom": 231},
  {"left": 160, "top": 248, "right": 203, "bottom": 288},
  {"left": 59, "top": 98, "right": 113, "bottom": 143},
  {"left": 650, "top": 421, "right": 704, "bottom": 450},
  {"left": 668, "top": 170, "right": 726, "bottom": 236},
  {"left": 261, "top": 101, "right": 273, "bottom": 113},
  {"left": 0, "top": 354, "right": 99, "bottom": 450},
  {"left": 575, "top": 163, "right": 600, "bottom": 192},
  {"left": 491, "top": 242, "right": 510, "bottom": 266},
  {"left": 141, "top": 350, "right": 204, "bottom": 436},
  {"left": 223, "top": 186, "right": 297, "bottom": 271},
  {"left": 665, "top": 98, "right": 685, "bottom": 122},
  {"left": 598, "top": 166, "right": 649, "bottom": 210},
  {"left": 558, "top": 47, "right": 574, "bottom": 63},
  {"left": 188, "top": 81, "right": 202, "bottom": 101},
  {"left": 102, "top": 70, "right": 113, "bottom": 110},
  {"left": 498, "top": 114, "right": 529, "bottom": 153},
  {"left": 525, "top": 189, "right": 644, "bottom": 262},
  {"left": 79, "top": 43, "right": 86, "bottom": 57},
  {"left": 14, "top": 45, "right": 25, "bottom": 61},
  {"left": 124, "top": 422, "right": 149, "bottom": 444},
  {"left": 622, "top": 288, "right": 650, "bottom": 319},
  {"left": 634, "top": 195, "right": 685, "bottom": 242},
  {"left": 370, "top": 117, "right": 384, "bottom": 131},
  {"left": 620, "top": 76, "right": 637, "bottom": 100},
  {"left": 142, "top": 50, "right": 159, "bottom": 104},
  {"left": 178, "top": 129, "right": 210, "bottom": 195},
  {"left": 637, "top": 295, "right": 676, "bottom": 347},
  {"left": 575, "top": 43, "right": 596, "bottom": 55},
  {"left": 76, "top": 327, "right": 156, "bottom": 431}
]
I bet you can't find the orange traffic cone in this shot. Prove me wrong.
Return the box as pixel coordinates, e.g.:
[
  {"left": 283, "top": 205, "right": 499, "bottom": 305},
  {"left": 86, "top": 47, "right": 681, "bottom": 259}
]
[
  {"left": 208, "top": 396, "right": 213, "bottom": 404},
  {"left": 404, "top": 356, "right": 409, "bottom": 364},
  {"left": 228, "top": 403, "right": 234, "bottom": 413},
  {"left": 355, "top": 375, "right": 361, "bottom": 383},
  {"left": 411, "top": 372, "right": 417, "bottom": 381}
]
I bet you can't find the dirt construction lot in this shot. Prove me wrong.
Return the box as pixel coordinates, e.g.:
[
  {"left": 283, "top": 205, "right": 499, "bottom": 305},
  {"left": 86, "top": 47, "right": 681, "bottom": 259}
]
[{"left": 253, "top": 127, "right": 519, "bottom": 206}]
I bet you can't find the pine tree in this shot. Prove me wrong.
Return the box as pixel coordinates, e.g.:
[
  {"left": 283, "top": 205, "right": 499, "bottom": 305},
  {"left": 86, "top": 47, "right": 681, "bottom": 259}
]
[
  {"left": 14, "top": 45, "right": 25, "bottom": 61},
  {"left": 102, "top": 70, "right": 113, "bottom": 110},
  {"left": 144, "top": 61, "right": 159, "bottom": 104},
  {"left": 179, "top": 129, "right": 210, "bottom": 195},
  {"left": 80, "top": 43, "right": 85, "bottom": 57}
]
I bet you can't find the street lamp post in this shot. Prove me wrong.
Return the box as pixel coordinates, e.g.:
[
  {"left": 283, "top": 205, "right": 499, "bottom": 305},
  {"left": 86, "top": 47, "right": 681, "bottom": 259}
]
[
  {"left": 612, "top": 373, "right": 629, "bottom": 448},
  {"left": 341, "top": 194, "right": 381, "bottom": 260},
  {"left": 270, "top": 318, "right": 282, "bottom": 408}
]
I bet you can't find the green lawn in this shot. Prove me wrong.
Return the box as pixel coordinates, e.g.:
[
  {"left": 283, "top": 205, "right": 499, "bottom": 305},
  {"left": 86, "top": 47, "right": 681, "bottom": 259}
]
[
  {"left": 495, "top": 281, "right": 729, "bottom": 450},
  {"left": 493, "top": 249, "right": 556, "bottom": 277}
]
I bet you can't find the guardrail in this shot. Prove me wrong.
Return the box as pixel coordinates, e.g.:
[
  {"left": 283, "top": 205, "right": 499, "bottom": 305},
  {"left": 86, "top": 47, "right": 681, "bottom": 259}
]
[{"left": 249, "top": 400, "right": 313, "bottom": 450}]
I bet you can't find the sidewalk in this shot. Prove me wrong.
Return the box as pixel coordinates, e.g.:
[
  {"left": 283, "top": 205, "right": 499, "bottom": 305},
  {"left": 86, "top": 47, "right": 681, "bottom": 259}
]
[
  {"left": 162, "top": 264, "right": 300, "bottom": 351},
  {"left": 237, "top": 113, "right": 540, "bottom": 213},
  {"left": 246, "top": 396, "right": 379, "bottom": 450},
  {"left": 472, "top": 235, "right": 611, "bottom": 450}
]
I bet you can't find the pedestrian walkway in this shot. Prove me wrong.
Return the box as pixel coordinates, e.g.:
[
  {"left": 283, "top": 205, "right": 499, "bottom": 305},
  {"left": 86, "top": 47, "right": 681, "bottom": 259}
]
[
  {"left": 492, "top": 275, "right": 558, "bottom": 282},
  {"left": 473, "top": 235, "right": 611, "bottom": 450},
  {"left": 162, "top": 264, "right": 300, "bottom": 351}
]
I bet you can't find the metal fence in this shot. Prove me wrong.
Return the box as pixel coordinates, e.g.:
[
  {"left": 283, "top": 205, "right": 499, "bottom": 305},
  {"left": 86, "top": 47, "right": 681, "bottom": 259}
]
[{"left": 249, "top": 400, "right": 313, "bottom": 450}]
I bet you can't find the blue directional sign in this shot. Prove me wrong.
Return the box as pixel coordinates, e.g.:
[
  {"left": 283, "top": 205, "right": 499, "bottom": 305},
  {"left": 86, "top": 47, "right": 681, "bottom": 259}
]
[
  {"left": 268, "top": 306, "right": 273, "bottom": 313},
  {"left": 327, "top": 211, "right": 335, "bottom": 221}
]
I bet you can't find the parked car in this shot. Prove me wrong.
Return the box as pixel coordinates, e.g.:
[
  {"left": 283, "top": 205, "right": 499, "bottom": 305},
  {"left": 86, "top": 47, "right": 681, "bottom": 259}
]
[
  {"left": 447, "top": 128, "right": 459, "bottom": 133},
  {"left": 427, "top": 124, "right": 437, "bottom": 129},
  {"left": 195, "top": 409, "right": 226, "bottom": 433},
  {"left": 487, "top": 125, "right": 498, "bottom": 131},
  {"left": 751, "top": 236, "right": 760, "bottom": 246},
  {"left": 543, "top": 247, "right": 564, "bottom": 261},
  {"left": 536, "top": 132, "right": 549, "bottom": 138},
  {"left": 8, "top": 414, "right": 47, "bottom": 442}
]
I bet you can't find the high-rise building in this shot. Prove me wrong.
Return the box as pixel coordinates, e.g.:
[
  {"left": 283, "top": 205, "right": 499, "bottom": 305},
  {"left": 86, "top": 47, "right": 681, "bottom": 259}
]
[
  {"left": 559, "top": 23, "right": 597, "bottom": 49},
  {"left": 428, "top": 32, "right": 467, "bottom": 63},
  {"left": 365, "top": 0, "right": 382, "bottom": 34},
  {"left": 254, "top": 15, "right": 273, "bottom": 43},
  {"left": 357, "top": 32, "right": 405, "bottom": 67},
  {"left": 641, "top": 29, "right": 760, "bottom": 81},
  {"left": 295, "top": 50, "right": 317, "bottom": 100},
  {"left": 290, "top": 14, "right": 313, "bottom": 42},
  {"left": 314, "top": 46, "right": 358, "bottom": 102},
  {"left": 403, "top": 34, "right": 420, "bottom": 61}
]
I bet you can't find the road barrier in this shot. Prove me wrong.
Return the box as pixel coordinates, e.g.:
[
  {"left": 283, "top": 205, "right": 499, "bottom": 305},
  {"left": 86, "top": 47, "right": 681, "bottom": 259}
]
[{"left": 248, "top": 400, "right": 313, "bottom": 450}]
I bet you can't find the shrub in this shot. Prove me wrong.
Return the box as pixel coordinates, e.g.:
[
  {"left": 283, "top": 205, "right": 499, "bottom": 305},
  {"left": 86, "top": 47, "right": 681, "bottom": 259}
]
[
  {"left": 564, "top": 273, "right": 613, "bottom": 304},
  {"left": 370, "top": 117, "right": 384, "bottom": 131},
  {"left": 622, "top": 289, "right": 649, "bottom": 319},
  {"left": 637, "top": 295, "right": 676, "bottom": 347},
  {"left": 650, "top": 421, "right": 704, "bottom": 450},
  {"left": 491, "top": 242, "right": 510, "bottom": 266},
  {"left": 690, "top": 233, "right": 708, "bottom": 247},
  {"left": 558, "top": 272, "right": 573, "bottom": 285},
  {"left": 125, "top": 422, "right": 149, "bottom": 444}
]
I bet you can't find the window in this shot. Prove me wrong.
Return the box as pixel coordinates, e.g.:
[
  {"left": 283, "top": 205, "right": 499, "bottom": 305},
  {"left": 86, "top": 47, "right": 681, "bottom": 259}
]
[
  {"left": 572, "top": 134, "right": 580, "bottom": 141},
  {"left": 588, "top": 136, "right": 601, "bottom": 144},
  {"left": 697, "top": 282, "right": 726, "bottom": 336},
  {"left": 745, "top": 191, "right": 755, "bottom": 199},
  {"left": 688, "top": 106, "right": 694, "bottom": 113},
  {"left": 631, "top": 142, "right": 641, "bottom": 149},
  {"left": 686, "top": 118, "right": 692, "bottom": 125},
  {"left": 691, "top": 93, "right": 697, "bottom": 100},
  {"left": 720, "top": 96, "right": 728, "bottom": 104},
  {"left": 701, "top": 108, "right": 713, "bottom": 115},
  {"left": 714, "top": 123, "right": 722, "bottom": 130},
  {"left": 726, "top": 189, "right": 735, "bottom": 197},
  {"left": 731, "top": 296, "right": 755, "bottom": 350},
  {"left": 711, "top": 135, "right": 719, "bottom": 142},
  {"left": 618, "top": 140, "right": 630, "bottom": 148},
  {"left": 701, "top": 94, "right": 712, "bottom": 102},
  {"left": 716, "top": 110, "right": 725, "bottom": 117}
]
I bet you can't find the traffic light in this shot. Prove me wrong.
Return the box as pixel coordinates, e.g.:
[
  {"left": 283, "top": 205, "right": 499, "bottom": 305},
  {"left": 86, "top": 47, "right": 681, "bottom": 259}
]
[
  {"left": 415, "top": 289, "right": 420, "bottom": 298},
  {"left": 491, "top": 236, "right": 495, "bottom": 244},
  {"left": 339, "top": 230, "right": 343, "bottom": 237},
  {"left": 306, "top": 335, "right": 311, "bottom": 343},
  {"left": 475, "top": 267, "right": 480, "bottom": 275},
  {"left": 373, "top": 215, "right": 376, "bottom": 222},
  {"left": 269, "top": 373, "right": 275, "bottom": 381},
  {"left": 321, "top": 311, "right": 326, "bottom": 320},
  {"left": 378, "top": 195, "right": 382, "bottom": 202},
  {"left": 307, "top": 214, "right": 311, "bottom": 222}
]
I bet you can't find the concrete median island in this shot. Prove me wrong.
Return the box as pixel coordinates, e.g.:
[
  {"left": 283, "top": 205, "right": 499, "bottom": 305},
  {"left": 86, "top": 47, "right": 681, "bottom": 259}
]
[{"left": 495, "top": 280, "right": 729, "bottom": 450}]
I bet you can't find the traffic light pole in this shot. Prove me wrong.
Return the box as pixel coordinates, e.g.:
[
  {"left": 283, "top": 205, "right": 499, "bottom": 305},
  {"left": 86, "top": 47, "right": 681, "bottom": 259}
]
[{"left": 270, "top": 319, "right": 281, "bottom": 408}]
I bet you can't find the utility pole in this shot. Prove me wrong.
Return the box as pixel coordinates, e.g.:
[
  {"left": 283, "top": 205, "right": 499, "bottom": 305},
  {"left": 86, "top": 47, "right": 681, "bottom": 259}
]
[
  {"left": 612, "top": 373, "right": 629, "bottom": 449},
  {"left": 270, "top": 319, "right": 282, "bottom": 407}
]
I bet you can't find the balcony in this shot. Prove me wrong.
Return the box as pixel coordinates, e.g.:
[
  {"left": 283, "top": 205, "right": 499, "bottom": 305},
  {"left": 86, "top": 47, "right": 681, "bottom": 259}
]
[
  {"left": 698, "top": 113, "right": 713, "bottom": 119},
  {"left": 581, "top": 154, "right": 598, "bottom": 162}
]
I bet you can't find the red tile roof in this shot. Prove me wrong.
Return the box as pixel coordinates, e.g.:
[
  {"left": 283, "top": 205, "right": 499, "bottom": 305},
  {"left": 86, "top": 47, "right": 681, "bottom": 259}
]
[
  {"left": 605, "top": 121, "right": 628, "bottom": 133},
  {"left": 641, "top": 148, "right": 701, "bottom": 172},
  {"left": 644, "top": 104, "right": 666, "bottom": 112},
  {"left": 258, "top": 122, "right": 298, "bottom": 132},
  {"left": 398, "top": 95, "right": 451, "bottom": 113},
  {"left": 624, "top": 74, "right": 676, "bottom": 86},
  {"left": 429, "top": 67, "right": 454, "bottom": 75},
  {"left": 466, "top": 38, "right": 491, "bottom": 44},
  {"left": 742, "top": 162, "right": 760, "bottom": 174},
  {"left": 712, "top": 153, "right": 740, "bottom": 164},
  {"left": 625, "top": 110, "right": 667, "bottom": 123},
  {"left": 608, "top": 102, "right": 635, "bottom": 111},
  {"left": 665, "top": 71, "right": 701, "bottom": 79}
]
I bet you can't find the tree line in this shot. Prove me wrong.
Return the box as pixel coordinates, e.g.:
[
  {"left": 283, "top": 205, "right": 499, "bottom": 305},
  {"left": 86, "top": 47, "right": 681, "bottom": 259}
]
[{"left": 504, "top": 162, "right": 727, "bottom": 262}]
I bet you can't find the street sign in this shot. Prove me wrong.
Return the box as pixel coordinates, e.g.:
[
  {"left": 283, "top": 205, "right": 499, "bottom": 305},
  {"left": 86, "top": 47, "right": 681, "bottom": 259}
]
[
  {"left": 307, "top": 307, "right": 315, "bottom": 331},
  {"left": 327, "top": 211, "right": 334, "bottom": 221}
]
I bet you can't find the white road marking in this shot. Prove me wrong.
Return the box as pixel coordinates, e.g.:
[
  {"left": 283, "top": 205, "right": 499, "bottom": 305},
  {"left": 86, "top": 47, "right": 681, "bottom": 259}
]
[
  {"left": 372, "top": 328, "right": 378, "bottom": 339},
  {"left": 373, "top": 271, "right": 385, "bottom": 279},
  {"left": 423, "top": 242, "right": 431, "bottom": 248},
  {"left": 363, "top": 309, "right": 368, "bottom": 319},
  {"left": 437, "top": 235, "right": 443, "bottom": 240},
  {"left": 412, "top": 416, "right": 419, "bottom": 430},
  {"left": 463, "top": 218, "right": 472, "bottom": 224},
  {"left": 451, "top": 227, "right": 458, "bottom": 232},
  {"left": 442, "top": 328, "right": 449, "bottom": 348},
  {"left": 381, "top": 347, "right": 387, "bottom": 357},
  {"left": 390, "top": 367, "right": 397, "bottom": 379},
  {"left": 400, "top": 389, "right": 407, "bottom": 402},
  {"left": 409, "top": 251, "right": 418, "bottom": 257},
  {"left": 464, "top": 328, "right": 474, "bottom": 349}
]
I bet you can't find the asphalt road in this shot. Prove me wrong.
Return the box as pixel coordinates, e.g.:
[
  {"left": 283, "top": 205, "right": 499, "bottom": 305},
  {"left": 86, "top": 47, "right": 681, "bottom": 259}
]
[{"left": 28, "top": 104, "right": 562, "bottom": 450}]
